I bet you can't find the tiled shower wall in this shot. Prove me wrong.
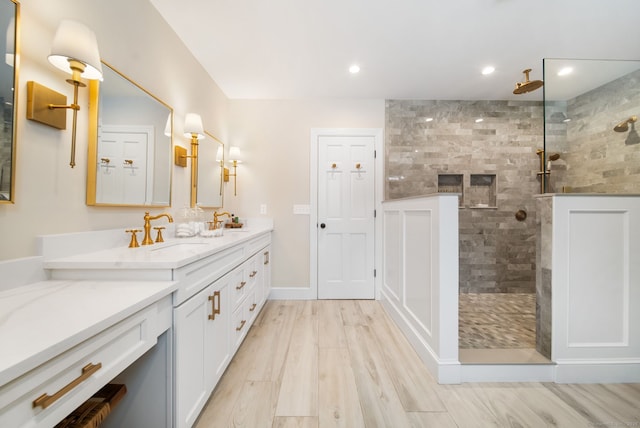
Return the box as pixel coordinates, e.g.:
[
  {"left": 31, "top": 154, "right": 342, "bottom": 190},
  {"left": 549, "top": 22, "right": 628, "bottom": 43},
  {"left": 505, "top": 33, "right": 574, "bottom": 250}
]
[
  {"left": 386, "top": 100, "right": 543, "bottom": 293},
  {"left": 547, "top": 69, "right": 640, "bottom": 194}
]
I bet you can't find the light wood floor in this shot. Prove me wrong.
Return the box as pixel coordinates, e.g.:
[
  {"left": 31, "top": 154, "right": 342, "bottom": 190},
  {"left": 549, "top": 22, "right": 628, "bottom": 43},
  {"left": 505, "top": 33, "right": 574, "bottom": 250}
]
[{"left": 195, "top": 300, "right": 640, "bottom": 428}]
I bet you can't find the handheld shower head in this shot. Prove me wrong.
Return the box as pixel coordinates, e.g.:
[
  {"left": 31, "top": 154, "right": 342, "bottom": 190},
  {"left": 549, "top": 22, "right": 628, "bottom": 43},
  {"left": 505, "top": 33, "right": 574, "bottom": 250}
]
[
  {"left": 513, "top": 69, "right": 544, "bottom": 94},
  {"left": 614, "top": 116, "right": 637, "bottom": 132}
]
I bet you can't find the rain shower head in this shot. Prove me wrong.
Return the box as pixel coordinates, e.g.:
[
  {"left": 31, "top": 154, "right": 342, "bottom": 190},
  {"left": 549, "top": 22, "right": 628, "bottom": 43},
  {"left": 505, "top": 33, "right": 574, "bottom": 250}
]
[
  {"left": 513, "top": 68, "right": 544, "bottom": 94},
  {"left": 613, "top": 116, "right": 637, "bottom": 132}
]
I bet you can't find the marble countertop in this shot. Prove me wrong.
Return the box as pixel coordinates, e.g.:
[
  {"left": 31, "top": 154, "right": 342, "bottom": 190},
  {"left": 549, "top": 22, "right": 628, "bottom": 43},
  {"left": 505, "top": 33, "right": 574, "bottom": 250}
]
[
  {"left": 43, "top": 226, "right": 273, "bottom": 270},
  {"left": 0, "top": 279, "right": 177, "bottom": 387}
]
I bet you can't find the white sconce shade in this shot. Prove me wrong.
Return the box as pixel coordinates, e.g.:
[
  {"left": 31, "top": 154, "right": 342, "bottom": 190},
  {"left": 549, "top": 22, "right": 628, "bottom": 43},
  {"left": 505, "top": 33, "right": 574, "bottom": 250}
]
[
  {"left": 164, "top": 113, "right": 172, "bottom": 137},
  {"left": 5, "top": 17, "right": 14, "bottom": 66},
  {"left": 228, "top": 146, "right": 243, "bottom": 163},
  {"left": 183, "top": 113, "right": 205, "bottom": 139},
  {"left": 216, "top": 146, "right": 224, "bottom": 162},
  {"left": 48, "top": 20, "right": 103, "bottom": 81}
]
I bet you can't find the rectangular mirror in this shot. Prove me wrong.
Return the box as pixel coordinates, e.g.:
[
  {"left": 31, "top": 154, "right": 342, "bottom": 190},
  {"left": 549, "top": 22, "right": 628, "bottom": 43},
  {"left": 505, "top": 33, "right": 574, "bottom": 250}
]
[
  {"left": 0, "top": 0, "right": 18, "bottom": 204},
  {"left": 87, "top": 62, "right": 173, "bottom": 206},
  {"left": 196, "top": 131, "right": 224, "bottom": 208}
]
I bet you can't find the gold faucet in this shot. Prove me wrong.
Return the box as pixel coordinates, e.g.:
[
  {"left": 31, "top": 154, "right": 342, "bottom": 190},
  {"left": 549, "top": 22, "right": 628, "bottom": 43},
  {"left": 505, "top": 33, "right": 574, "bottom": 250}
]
[
  {"left": 213, "top": 211, "right": 231, "bottom": 229},
  {"left": 142, "top": 212, "right": 174, "bottom": 245}
]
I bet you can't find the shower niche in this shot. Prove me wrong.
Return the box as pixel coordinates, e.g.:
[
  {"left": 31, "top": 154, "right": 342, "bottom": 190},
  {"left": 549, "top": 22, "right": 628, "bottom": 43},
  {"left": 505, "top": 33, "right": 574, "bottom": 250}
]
[
  {"left": 438, "top": 173, "right": 496, "bottom": 208},
  {"left": 468, "top": 174, "right": 497, "bottom": 208}
]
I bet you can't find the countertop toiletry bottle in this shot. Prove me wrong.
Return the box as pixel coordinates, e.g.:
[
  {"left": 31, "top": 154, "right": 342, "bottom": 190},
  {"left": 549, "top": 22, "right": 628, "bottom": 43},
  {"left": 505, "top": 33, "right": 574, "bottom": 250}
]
[{"left": 175, "top": 205, "right": 196, "bottom": 238}]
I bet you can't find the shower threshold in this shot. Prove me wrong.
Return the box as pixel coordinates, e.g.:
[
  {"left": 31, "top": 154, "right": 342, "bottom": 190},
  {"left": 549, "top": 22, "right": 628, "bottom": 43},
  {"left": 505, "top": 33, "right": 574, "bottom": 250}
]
[{"left": 459, "top": 348, "right": 552, "bottom": 365}]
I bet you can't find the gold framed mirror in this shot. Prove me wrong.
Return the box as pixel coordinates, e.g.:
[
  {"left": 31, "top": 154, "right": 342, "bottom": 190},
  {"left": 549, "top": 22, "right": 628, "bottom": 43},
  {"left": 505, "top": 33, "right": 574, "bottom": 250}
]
[
  {"left": 87, "top": 61, "right": 173, "bottom": 206},
  {"left": 0, "top": 0, "right": 19, "bottom": 204},
  {"left": 195, "top": 131, "right": 224, "bottom": 208}
]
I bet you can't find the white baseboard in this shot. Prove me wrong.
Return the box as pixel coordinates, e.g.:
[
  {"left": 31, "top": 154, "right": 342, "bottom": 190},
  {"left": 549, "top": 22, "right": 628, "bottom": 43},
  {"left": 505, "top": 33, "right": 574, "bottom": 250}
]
[
  {"left": 380, "top": 291, "right": 461, "bottom": 384},
  {"left": 554, "top": 360, "right": 640, "bottom": 383}
]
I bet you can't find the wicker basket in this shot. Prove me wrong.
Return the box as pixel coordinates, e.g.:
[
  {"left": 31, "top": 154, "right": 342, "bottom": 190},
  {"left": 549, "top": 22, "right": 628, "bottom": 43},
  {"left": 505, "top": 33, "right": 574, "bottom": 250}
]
[{"left": 54, "top": 384, "right": 126, "bottom": 428}]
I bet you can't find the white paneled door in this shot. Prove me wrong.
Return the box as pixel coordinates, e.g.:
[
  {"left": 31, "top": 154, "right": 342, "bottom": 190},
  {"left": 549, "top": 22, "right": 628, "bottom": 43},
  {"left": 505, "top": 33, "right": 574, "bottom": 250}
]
[{"left": 317, "top": 135, "right": 375, "bottom": 299}]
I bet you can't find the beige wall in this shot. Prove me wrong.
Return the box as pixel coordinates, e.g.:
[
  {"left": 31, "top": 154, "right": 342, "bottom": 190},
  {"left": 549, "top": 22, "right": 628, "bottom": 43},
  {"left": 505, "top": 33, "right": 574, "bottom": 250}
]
[
  {"left": 1, "top": 0, "right": 229, "bottom": 260},
  {"left": 226, "top": 99, "right": 384, "bottom": 288}
]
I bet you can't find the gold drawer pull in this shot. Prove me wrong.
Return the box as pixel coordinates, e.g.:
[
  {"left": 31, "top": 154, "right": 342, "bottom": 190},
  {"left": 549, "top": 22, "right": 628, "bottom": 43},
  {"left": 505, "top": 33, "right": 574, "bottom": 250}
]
[
  {"left": 32, "top": 362, "right": 102, "bottom": 409},
  {"left": 208, "top": 291, "right": 221, "bottom": 320},
  {"left": 236, "top": 281, "right": 246, "bottom": 290},
  {"left": 249, "top": 303, "right": 257, "bottom": 312},
  {"left": 236, "top": 320, "right": 246, "bottom": 331},
  {"left": 249, "top": 270, "right": 257, "bottom": 278},
  {"left": 263, "top": 251, "right": 269, "bottom": 265}
]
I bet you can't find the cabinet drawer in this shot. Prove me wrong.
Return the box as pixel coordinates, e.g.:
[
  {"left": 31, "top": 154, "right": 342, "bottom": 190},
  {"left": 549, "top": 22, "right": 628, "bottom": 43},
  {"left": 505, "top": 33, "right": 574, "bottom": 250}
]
[
  {"left": 231, "top": 303, "right": 248, "bottom": 351},
  {"left": 230, "top": 268, "right": 246, "bottom": 310},
  {"left": 247, "top": 234, "right": 271, "bottom": 256},
  {"left": 0, "top": 305, "right": 158, "bottom": 428},
  {"left": 173, "top": 245, "right": 245, "bottom": 306}
]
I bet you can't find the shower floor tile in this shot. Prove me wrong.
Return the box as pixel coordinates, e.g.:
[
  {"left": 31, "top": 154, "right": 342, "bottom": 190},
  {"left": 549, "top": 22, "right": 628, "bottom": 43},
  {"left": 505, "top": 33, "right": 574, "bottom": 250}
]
[{"left": 459, "top": 293, "right": 536, "bottom": 349}]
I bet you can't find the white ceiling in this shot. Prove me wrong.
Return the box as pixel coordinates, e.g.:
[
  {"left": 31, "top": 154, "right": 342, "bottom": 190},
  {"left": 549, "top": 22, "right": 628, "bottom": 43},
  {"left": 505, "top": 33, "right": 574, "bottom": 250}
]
[{"left": 149, "top": 0, "right": 640, "bottom": 101}]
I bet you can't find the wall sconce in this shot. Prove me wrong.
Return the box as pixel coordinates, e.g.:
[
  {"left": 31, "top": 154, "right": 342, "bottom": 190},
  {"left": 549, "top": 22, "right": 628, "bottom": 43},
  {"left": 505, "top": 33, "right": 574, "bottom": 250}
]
[
  {"left": 26, "top": 20, "right": 102, "bottom": 168},
  {"left": 174, "top": 113, "right": 204, "bottom": 207},
  {"left": 227, "top": 146, "right": 242, "bottom": 196}
]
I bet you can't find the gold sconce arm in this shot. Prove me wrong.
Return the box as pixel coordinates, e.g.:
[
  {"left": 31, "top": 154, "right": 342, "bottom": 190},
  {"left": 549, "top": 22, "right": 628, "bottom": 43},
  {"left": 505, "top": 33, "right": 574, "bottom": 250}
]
[{"left": 26, "top": 19, "right": 103, "bottom": 169}]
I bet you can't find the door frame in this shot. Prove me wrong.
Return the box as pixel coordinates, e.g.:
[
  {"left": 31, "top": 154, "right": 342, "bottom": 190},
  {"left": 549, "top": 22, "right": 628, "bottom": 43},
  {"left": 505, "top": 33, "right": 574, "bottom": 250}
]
[{"left": 310, "top": 128, "right": 384, "bottom": 300}]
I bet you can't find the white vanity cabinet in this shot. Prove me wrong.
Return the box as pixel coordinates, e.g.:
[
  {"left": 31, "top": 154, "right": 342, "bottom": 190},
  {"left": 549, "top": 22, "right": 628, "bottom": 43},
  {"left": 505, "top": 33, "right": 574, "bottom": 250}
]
[
  {"left": 39, "top": 227, "right": 273, "bottom": 428},
  {"left": 171, "top": 231, "right": 272, "bottom": 428},
  {"left": 174, "top": 273, "right": 230, "bottom": 428}
]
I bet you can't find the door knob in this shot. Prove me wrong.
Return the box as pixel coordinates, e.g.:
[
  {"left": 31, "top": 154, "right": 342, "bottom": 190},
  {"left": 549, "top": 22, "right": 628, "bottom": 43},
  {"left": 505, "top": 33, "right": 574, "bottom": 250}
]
[{"left": 320, "top": 223, "right": 326, "bottom": 229}]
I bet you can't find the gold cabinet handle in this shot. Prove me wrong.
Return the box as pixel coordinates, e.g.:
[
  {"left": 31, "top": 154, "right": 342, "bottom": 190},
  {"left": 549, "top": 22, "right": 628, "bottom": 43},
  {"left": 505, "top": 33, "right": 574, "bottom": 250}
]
[
  {"left": 124, "top": 159, "right": 133, "bottom": 165},
  {"left": 32, "top": 362, "right": 102, "bottom": 409},
  {"left": 249, "top": 303, "right": 257, "bottom": 312},
  {"left": 236, "top": 281, "right": 246, "bottom": 290},
  {"left": 100, "top": 157, "right": 110, "bottom": 164},
  {"left": 263, "top": 251, "right": 270, "bottom": 265},
  {"left": 236, "top": 320, "right": 246, "bottom": 331},
  {"left": 331, "top": 163, "right": 337, "bottom": 169},
  {"left": 208, "top": 290, "right": 221, "bottom": 320},
  {"left": 249, "top": 270, "right": 257, "bottom": 278}
]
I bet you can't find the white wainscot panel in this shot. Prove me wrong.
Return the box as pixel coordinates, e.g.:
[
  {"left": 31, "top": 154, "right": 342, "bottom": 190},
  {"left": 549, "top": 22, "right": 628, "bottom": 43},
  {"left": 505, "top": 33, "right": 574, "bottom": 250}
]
[
  {"left": 403, "top": 210, "right": 433, "bottom": 338},
  {"left": 383, "top": 211, "right": 401, "bottom": 301},
  {"left": 567, "top": 210, "right": 628, "bottom": 347}
]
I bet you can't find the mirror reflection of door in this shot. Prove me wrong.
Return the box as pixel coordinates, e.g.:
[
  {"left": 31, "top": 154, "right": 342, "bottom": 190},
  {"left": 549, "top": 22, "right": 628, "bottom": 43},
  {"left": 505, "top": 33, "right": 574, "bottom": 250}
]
[
  {"left": 87, "top": 62, "right": 173, "bottom": 207},
  {"left": 96, "top": 125, "right": 153, "bottom": 205}
]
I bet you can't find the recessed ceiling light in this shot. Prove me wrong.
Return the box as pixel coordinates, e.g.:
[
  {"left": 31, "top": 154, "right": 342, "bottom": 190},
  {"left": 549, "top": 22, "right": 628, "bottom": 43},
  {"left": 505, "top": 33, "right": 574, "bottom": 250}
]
[
  {"left": 557, "top": 67, "right": 573, "bottom": 76},
  {"left": 475, "top": 118, "right": 484, "bottom": 123},
  {"left": 481, "top": 66, "right": 495, "bottom": 75},
  {"left": 349, "top": 64, "right": 360, "bottom": 74}
]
